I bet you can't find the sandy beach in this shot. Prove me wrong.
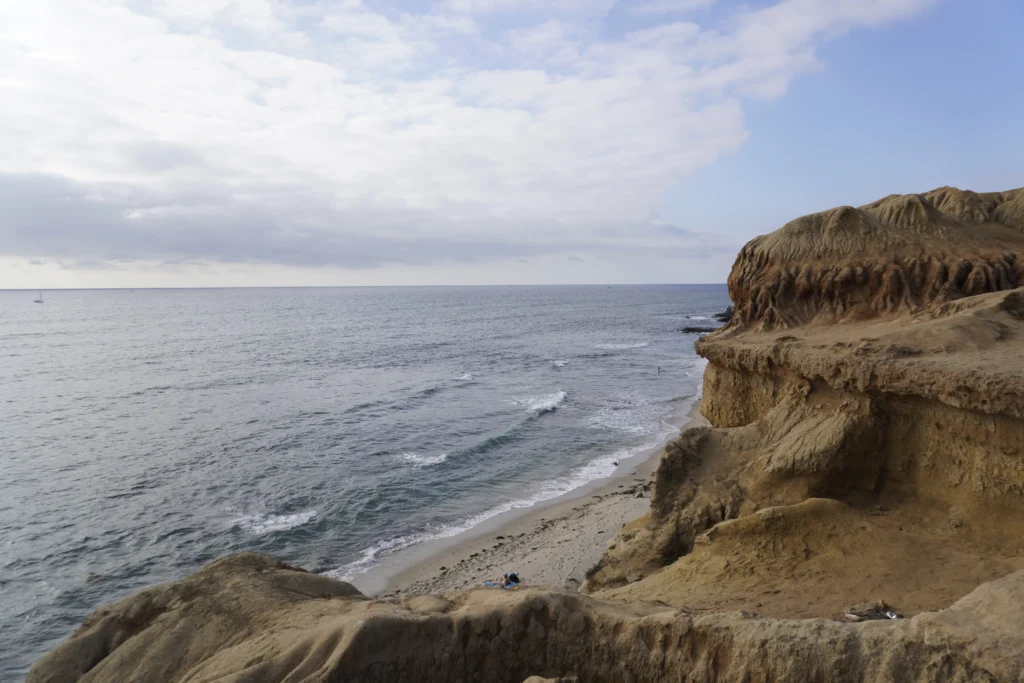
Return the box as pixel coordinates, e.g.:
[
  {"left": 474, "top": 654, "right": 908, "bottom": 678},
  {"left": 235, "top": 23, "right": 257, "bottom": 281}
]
[{"left": 379, "top": 399, "right": 707, "bottom": 598}]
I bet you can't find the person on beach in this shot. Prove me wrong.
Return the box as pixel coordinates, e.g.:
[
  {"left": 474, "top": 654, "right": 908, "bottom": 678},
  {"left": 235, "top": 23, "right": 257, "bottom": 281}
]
[{"left": 484, "top": 572, "right": 520, "bottom": 588}]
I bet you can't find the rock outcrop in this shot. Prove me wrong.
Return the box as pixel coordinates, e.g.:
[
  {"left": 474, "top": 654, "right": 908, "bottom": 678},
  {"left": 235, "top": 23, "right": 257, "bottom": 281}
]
[
  {"left": 28, "top": 552, "right": 1024, "bottom": 682},
  {"left": 725, "top": 187, "right": 1024, "bottom": 329},
  {"left": 30, "top": 187, "right": 1024, "bottom": 682},
  {"left": 585, "top": 187, "right": 1024, "bottom": 647}
]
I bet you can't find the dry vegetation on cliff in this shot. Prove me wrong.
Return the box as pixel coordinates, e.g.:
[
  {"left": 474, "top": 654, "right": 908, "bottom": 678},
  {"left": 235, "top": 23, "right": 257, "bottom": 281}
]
[{"left": 30, "top": 187, "right": 1024, "bottom": 682}]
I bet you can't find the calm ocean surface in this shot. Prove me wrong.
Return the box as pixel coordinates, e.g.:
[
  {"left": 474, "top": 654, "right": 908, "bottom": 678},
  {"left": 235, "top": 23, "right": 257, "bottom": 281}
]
[{"left": 0, "top": 285, "right": 727, "bottom": 678}]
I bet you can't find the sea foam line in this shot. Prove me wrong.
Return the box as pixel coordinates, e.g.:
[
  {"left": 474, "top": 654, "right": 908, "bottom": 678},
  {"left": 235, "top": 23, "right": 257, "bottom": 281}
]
[
  {"left": 594, "top": 342, "right": 649, "bottom": 350},
  {"left": 325, "top": 428, "right": 677, "bottom": 583}
]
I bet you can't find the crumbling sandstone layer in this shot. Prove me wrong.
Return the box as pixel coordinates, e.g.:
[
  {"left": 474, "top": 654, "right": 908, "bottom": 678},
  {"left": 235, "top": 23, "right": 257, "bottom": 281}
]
[
  {"left": 28, "top": 553, "right": 1024, "bottom": 682},
  {"left": 727, "top": 187, "right": 1024, "bottom": 329}
]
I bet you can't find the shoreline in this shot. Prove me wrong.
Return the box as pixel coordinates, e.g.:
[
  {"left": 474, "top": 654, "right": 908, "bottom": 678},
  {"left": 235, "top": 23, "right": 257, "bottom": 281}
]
[{"left": 366, "top": 398, "right": 707, "bottom": 598}]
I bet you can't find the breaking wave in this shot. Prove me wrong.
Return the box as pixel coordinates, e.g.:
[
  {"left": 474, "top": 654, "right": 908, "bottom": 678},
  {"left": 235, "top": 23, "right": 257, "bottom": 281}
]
[
  {"left": 517, "top": 391, "right": 568, "bottom": 414},
  {"left": 401, "top": 451, "right": 448, "bottom": 467},
  {"left": 326, "top": 444, "right": 649, "bottom": 582},
  {"left": 232, "top": 510, "right": 317, "bottom": 535}
]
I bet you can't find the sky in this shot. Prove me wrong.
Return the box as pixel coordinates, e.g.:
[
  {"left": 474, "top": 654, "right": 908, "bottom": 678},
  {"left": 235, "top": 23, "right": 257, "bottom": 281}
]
[{"left": 2, "top": 0, "right": 1022, "bottom": 288}]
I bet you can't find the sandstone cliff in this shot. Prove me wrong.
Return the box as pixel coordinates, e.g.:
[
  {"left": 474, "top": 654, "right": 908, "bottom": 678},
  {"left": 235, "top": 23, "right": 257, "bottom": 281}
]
[
  {"left": 725, "top": 187, "right": 1024, "bottom": 329},
  {"left": 30, "top": 187, "right": 1024, "bottom": 682},
  {"left": 585, "top": 187, "right": 1024, "bottom": 631},
  {"left": 27, "top": 552, "right": 1024, "bottom": 682}
]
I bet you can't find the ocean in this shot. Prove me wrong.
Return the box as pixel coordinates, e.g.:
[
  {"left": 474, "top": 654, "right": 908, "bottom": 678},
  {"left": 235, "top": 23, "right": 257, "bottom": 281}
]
[{"left": 0, "top": 284, "right": 727, "bottom": 678}]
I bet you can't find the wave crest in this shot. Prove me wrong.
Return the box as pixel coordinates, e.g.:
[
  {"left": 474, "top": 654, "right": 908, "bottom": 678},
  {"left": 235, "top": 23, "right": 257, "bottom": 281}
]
[
  {"left": 401, "top": 451, "right": 448, "bottom": 467},
  {"left": 233, "top": 510, "right": 317, "bottom": 535},
  {"left": 325, "top": 439, "right": 670, "bottom": 581},
  {"left": 594, "top": 342, "right": 649, "bottom": 350},
  {"left": 520, "top": 390, "right": 567, "bottom": 414}
]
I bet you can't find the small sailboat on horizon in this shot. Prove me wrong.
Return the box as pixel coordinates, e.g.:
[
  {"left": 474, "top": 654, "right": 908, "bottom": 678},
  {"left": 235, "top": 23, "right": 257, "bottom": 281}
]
[{"left": 33, "top": 290, "right": 43, "bottom": 304}]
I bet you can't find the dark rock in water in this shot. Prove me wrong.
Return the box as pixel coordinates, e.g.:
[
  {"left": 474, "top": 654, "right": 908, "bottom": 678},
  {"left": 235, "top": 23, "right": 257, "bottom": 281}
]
[
  {"left": 713, "top": 305, "right": 734, "bottom": 322},
  {"left": 680, "top": 326, "right": 718, "bottom": 333}
]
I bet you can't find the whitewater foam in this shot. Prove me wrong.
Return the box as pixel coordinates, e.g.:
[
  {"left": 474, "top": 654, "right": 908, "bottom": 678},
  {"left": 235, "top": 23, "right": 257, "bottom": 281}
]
[
  {"left": 594, "top": 342, "right": 649, "bottom": 350},
  {"left": 401, "top": 451, "right": 448, "bottom": 467},
  {"left": 586, "top": 408, "right": 662, "bottom": 435},
  {"left": 686, "top": 357, "right": 710, "bottom": 380},
  {"left": 552, "top": 359, "right": 569, "bottom": 368},
  {"left": 455, "top": 373, "right": 473, "bottom": 381},
  {"left": 585, "top": 393, "right": 669, "bottom": 436},
  {"left": 233, "top": 510, "right": 317, "bottom": 535},
  {"left": 518, "top": 390, "right": 568, "bottom": 414},
  {"left": 327, "top": 432, "right": 677, "bottom": 582}
]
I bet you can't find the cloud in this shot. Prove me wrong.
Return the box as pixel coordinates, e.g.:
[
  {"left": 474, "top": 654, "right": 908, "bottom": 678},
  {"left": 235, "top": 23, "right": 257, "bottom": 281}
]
[
  {"left": 627, "top": 0, "right": 717, "bottom": 16},
  {"left": 437, "top": 0, "right": 613, "bottom": 16},
  {"left": 0, "top": 0, "right": 938, "bottom": 282},
  {"left": 0, "top": 172, "right": 733, "bottom": 273}
]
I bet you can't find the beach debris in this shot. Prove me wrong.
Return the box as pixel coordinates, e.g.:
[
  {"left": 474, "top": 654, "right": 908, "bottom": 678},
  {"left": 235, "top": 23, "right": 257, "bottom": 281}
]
[{"left": 841, "top": 601, "right": 902, "bottom": 621}]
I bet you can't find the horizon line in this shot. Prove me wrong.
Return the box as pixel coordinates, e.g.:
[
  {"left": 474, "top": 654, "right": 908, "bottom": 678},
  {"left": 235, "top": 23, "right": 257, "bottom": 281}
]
[{"left": 1, "top": 283, "right": 728, "bottom": 292}]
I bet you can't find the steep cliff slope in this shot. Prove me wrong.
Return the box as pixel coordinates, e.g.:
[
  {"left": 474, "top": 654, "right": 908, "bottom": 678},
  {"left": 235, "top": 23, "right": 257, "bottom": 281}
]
[{"left": 586, "top": 188, "right": 1024, "bottom": 625}]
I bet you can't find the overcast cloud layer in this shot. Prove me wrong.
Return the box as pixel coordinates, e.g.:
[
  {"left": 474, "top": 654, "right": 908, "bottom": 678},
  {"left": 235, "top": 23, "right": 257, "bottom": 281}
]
[{"left": 1, "top": 0, "right": 937, "bottom": 286}]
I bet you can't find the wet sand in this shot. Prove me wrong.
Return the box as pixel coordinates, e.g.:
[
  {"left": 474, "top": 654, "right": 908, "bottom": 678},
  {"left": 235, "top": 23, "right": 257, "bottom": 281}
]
[{"left": 379, "top": 400, "right": 706, "bottom": 597}]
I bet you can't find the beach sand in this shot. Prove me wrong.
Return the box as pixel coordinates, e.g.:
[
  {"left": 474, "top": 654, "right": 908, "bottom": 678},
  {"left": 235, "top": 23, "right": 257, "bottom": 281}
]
[{"left": 380, "top": 400, "right": 707, "bottom": 598}]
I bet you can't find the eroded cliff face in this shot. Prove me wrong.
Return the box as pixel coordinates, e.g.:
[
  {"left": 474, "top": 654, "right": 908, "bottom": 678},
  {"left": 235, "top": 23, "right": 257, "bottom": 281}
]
[
  {"left": 585, "top": 189, "right": 1024, "bottom": 632},
  {"left": 725, "top": 187, "right": 1024, "bottom": 330}
]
